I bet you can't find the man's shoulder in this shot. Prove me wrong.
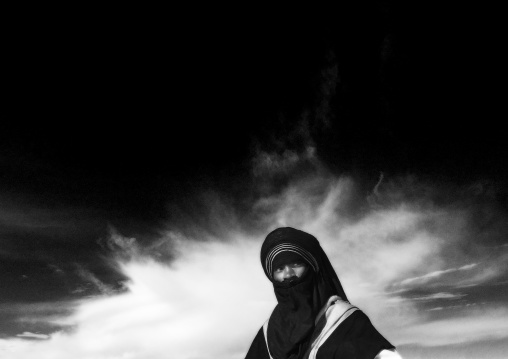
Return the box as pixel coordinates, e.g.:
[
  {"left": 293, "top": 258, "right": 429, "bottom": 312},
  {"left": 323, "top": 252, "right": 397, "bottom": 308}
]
[
  {"left": 323, "top": 297, "right": 359, "bottom": 323},
  {"left": 317, "top": 303, "right": 396, "bottom": 358}
]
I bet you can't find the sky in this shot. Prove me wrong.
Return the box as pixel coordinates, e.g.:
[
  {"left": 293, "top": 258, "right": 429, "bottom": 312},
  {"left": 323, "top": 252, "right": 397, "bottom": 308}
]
[{"left": 1, "top": 4, "right": 507, "bottom": 359}]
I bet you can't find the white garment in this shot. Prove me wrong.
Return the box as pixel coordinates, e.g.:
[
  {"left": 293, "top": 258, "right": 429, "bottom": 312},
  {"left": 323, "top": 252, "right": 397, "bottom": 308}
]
[
  {"left": 375, "top": 349, "right": 403, "bottom": 359},
  {"left": 306, "top": 296, "right": 358, "bottom": 359}
]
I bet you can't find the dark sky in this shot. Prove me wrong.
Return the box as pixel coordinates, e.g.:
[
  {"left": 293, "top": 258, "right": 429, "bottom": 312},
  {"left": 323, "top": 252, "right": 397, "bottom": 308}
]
[
  {"left": 1, "top": 2, "right": 507, "bottom": 345},
  {"left": 5, "top": 4, "right": 506, "bottom": 184}
]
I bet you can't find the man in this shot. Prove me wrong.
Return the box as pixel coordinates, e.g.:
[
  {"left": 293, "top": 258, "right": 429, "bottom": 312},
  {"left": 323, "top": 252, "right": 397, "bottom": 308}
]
[{"left": 245, "top": 227, "right": 402, "bottom": 359}]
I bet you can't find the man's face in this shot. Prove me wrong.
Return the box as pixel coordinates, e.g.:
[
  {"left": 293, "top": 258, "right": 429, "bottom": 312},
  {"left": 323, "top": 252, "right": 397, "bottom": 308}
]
[{"left": 273, "top": 261, "right": 309, "bottom": 283}]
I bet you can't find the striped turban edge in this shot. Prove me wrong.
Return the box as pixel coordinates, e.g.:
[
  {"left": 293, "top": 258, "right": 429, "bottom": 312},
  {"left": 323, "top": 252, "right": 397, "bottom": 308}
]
[{"left": 265, "top": 243, "right": 319, "bottom": 279}]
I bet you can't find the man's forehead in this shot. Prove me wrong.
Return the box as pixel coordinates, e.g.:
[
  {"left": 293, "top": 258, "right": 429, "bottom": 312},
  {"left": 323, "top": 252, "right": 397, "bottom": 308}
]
[
  {"left": 276, "top": 260, "right": 308, "bottom": 267},
  {"left": 272, "top": 250, "right": 308, "bottom": 269}
]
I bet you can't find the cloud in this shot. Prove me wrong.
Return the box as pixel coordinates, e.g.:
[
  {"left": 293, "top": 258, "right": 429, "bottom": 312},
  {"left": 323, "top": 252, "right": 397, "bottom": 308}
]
[
  {"left": 74, "top": 265, "right": 116, "bottom": 296},
  {"left": 396, "top": 306, "right": 508, "bottom": 347},
  {"left": 0, "top": 192, "right": 103, "bottom": 235},
  {"left": 315, "top": 50, "right": 339, "bottom": 127},
  {"left": 399, "top": 263, "right": 478, "bottom": 286},
  {"left": 0, "top": 237, "right": 275, "bottom": 359},
  {"left": 16, "top": 332, "right": 50, "bottom": 340},
  {"left": 0, "top": 301, "right": 76, "bottom": 327},
  {"left": 252, "top": 146, "right": 318, "bottom": 178},
  {"left": 412, "top": 292, "right": 467, "bottom": 301},
  {"left": 1, "top": 165, "right": 508, "bottom": 358},
  {"left": 459, "top": 263, "right": 478, "bottom": 270}
]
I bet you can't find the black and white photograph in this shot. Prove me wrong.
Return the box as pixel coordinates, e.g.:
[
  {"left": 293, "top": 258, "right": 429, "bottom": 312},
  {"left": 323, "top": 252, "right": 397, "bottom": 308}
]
[{"left": 1, "top": 4, "right": 507, "bottom": 358}]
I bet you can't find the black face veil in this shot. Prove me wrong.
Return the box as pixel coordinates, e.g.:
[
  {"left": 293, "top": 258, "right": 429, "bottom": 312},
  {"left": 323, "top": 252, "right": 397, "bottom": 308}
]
[{"left": 260, "top": 227, "right": 348, "bottom": 359}]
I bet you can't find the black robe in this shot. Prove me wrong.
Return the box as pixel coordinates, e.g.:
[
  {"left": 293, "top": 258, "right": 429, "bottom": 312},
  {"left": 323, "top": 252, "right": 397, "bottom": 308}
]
[{"left": 245, "top": 310, "right": 394, "bottom": 359}]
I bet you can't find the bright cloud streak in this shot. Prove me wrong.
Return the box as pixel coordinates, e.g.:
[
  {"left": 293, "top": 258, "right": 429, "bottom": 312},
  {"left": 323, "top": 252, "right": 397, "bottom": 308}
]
[
  {"left": 399, "top": 263, "right": 478, "bottom": 286},
  {"left": 411, "top": 292, "right": 467, "bottom": 300},
  {"left": 16, "top": 332, "right": 50, "bottom": 340},
  {"left": 1, "top": 166, "right": 508, "bottom": 358}
]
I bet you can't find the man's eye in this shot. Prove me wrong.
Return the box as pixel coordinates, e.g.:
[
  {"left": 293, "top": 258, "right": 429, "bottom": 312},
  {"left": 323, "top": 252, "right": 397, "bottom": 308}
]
[{"left": 275, "top": 267, "right": 283, "bottom": 272}]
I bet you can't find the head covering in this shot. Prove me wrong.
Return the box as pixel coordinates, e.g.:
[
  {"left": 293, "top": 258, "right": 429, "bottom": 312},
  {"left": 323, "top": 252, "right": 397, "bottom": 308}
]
[
  {"left": 266, "top": 243, "right": 319, "bottom": 280},
  {"left": 260, "top": 227, "right": 348, "bottom": 359},
  {"left": 270, "top": 250, "right": 311, "bottom": 278}
]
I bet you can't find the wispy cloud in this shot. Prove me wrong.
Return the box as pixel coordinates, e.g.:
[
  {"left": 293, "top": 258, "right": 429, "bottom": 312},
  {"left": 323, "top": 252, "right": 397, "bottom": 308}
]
[
  {"left": 74, "top": 265, "right": 115, "bottom": 296},
  {"left": 399, "top": 263, "right": 479, "bottom": 286},
  {"left": 0, "top": 238, "right": 275, "bottom": 359},
  {"left": 2, "top": 152, "right": 508, "bottom": 358},
  {"left": 396, "top": 306, "right": 508, "bottom": 346},
  {"left": 16, "top": 332, "right": 50, "bottom": 340},
  {"left": 252, "top": 146, "right": 318, "bottom": 178},
  {"left": 412, "top": 292, "right": 467, "bottom": 301}
]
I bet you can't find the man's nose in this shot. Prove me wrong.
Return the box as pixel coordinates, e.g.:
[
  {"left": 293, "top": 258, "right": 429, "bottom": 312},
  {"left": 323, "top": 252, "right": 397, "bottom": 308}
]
[{"left": 283, "top": 266, "right": 295, "bottom": 278}]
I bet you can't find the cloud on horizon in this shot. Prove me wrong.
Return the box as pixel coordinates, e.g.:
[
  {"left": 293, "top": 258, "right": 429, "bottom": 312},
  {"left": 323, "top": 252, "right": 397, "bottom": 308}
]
[{"left": 1, "top": 148, "right": 508, "bottom": 358}]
